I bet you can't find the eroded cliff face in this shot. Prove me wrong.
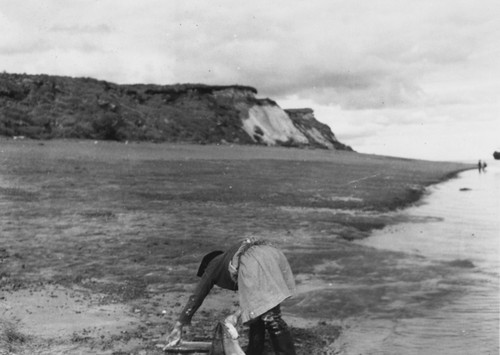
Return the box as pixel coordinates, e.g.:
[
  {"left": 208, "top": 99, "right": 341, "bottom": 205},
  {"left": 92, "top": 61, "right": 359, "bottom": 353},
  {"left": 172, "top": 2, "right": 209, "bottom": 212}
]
[
  {"left": 0, "top": 72, "right": 352, "bottom": 151},
  {"left": 286, "top": 108, "right": 353, "bottom": 150},
  {"left": 240, "top": 104, "right": 308, "bottom": 146}
]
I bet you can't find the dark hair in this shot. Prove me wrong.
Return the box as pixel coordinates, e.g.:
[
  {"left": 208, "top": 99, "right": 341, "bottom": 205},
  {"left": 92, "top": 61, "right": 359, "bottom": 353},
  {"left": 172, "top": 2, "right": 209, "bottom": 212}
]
[{"left": 197, "top": 250, "right": 224, "bottom": 277}]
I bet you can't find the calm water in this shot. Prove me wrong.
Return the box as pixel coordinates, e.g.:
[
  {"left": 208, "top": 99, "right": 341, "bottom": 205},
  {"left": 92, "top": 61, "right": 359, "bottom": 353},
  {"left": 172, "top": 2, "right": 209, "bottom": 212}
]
[{"left": 350, "top": 162, "right": 500, "bottom": 355}]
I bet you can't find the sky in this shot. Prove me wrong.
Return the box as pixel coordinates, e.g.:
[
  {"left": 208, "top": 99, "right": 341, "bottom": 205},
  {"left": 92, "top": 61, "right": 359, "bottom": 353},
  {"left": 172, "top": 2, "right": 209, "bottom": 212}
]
[{"left": 1, "top": 0, "right": 499, "bottom": 161}]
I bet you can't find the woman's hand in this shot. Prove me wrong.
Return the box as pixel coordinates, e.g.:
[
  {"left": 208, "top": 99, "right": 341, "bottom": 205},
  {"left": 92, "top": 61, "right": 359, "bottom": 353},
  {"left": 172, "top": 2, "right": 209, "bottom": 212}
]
[{"left": 164, "top": 321, "right": 183, "bottom": 349}]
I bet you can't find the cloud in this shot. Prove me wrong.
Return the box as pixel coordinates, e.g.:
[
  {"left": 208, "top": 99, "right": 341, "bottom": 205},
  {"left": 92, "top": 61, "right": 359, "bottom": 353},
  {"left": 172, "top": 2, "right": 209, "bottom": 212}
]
[
  {"left": 0, "top": 11, "right": 45, "bottom": 54},
  {"left": 0, "top": 41, "right": 51, "bottom": 55},
  {"left": 159, "top": 0, "right": 498, "bottom": 111},
  {"left": 49, "top": 24, "right": 113, "bottom": 34}
]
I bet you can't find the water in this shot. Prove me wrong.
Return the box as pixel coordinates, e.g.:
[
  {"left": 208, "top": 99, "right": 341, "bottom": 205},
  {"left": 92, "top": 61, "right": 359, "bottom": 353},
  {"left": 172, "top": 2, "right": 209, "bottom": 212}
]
[{"left": 348, "top": 163, "right": 500, "bottom": 355}]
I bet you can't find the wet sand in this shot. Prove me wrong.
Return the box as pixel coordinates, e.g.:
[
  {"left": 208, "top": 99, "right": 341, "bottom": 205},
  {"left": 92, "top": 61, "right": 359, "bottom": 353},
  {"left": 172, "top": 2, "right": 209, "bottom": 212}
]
[{"left": 0, "top": 139, "right": 473, "bottom": 354}]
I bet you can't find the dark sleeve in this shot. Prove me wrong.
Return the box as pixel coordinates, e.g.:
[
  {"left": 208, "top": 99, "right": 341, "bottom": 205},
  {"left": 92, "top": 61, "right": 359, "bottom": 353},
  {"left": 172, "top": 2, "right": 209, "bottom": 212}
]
[{"left": 177, "top": 263, "right": 218, "bottom": 325}]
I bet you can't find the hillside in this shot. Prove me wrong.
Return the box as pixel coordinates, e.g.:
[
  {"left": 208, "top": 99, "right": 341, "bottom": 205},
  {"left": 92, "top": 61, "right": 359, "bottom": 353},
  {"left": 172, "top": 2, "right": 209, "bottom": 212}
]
[{"left": 0, "top": 72, "right": 352, "bottom": 150}]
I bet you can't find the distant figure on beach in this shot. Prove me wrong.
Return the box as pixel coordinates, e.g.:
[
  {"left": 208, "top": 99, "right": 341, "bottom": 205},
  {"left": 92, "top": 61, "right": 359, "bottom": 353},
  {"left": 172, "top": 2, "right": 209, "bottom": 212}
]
[
  {"left": 478, "top": 160, "right": 482, "bottom": 173},
  {"left": 165, "top": 237, "right": 297, "bottom": 354},
  {"left": 482, "top": 161, "right": 487, "bottom": 172}
]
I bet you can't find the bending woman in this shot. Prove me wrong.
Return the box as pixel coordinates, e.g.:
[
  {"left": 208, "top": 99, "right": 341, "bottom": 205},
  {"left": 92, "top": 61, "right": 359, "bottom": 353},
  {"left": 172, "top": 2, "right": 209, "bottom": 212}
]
[{"left": 166, "top": 238, "right": 297, "bottom": 355}]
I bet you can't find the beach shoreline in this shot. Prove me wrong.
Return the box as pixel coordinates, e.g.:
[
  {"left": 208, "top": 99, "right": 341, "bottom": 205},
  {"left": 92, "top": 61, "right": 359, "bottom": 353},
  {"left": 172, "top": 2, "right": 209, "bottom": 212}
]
[{"left": 0, "top": 139, "right": 474, "bottom": 354}]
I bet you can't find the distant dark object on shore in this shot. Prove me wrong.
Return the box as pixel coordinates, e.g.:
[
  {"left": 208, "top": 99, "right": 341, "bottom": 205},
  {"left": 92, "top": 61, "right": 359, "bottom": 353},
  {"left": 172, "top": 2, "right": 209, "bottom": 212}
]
[
  {"left": 459, "top": 187, "right": 471, "bottom": 191},
  {"left": 493, "top": 151, "right": 500, "bottom": 160}
]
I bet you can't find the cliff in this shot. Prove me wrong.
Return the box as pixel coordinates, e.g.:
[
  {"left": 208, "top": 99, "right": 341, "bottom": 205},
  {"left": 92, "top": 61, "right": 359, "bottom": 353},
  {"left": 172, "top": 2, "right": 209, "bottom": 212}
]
[
  {"left": 286, "top": 108, "right": 352, "bottom": 150},
  {"left": 0, "top": 72, "right": 353, "bottom": 150}
]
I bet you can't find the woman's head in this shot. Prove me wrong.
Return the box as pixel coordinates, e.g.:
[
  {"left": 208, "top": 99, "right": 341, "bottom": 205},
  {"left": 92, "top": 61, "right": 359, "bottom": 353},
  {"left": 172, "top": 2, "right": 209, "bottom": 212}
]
[{"left": 197, "top": 250, "right": 224, "bottom": 277}]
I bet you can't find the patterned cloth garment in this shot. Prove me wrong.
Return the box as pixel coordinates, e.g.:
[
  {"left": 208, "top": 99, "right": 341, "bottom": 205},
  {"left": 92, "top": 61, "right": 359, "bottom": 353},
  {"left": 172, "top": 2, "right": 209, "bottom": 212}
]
[{"left": 236, "top": 244, "right": 296, "bottom": 323}]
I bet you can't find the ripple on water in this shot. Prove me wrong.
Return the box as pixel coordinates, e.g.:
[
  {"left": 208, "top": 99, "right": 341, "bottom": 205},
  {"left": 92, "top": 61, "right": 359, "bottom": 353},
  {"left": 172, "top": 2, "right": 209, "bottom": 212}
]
[{"left": 349, "top": 167, "right": 500, "bottom": 355}]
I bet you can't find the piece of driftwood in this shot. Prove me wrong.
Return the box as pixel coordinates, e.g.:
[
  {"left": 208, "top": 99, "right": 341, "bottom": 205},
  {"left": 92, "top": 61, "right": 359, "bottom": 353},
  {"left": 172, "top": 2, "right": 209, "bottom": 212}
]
[{"left": 163, "top": 341, "right": 212, "bottom": 354}]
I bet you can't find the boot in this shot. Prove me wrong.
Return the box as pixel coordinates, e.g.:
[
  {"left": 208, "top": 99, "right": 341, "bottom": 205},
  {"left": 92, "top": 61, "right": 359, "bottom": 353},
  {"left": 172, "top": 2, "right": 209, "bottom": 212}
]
[
  {"left": 261, "top": 306, "right": 296, "bottom": 355},
  {"left": 245, "top": 318, "right": 266, "bottom": 355},
  {"left": 269, "top": 329, "right": 296, "bottom": 355}
]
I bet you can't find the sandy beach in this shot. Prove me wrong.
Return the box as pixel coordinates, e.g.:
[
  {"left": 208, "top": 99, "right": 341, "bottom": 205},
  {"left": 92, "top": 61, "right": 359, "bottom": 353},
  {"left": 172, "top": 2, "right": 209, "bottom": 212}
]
[{"left": 0, "top": 139, "right": 473, "bottom": 354}]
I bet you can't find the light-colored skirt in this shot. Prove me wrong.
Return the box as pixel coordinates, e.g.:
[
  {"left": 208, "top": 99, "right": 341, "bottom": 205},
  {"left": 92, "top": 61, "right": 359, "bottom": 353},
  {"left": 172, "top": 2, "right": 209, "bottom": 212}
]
[{"left": 237, "top": 245, "right": 295, "bottom": 323}]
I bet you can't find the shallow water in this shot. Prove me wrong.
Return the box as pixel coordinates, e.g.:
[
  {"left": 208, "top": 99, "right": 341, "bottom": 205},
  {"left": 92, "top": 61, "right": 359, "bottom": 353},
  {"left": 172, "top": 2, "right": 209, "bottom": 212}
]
[{"left": 350, "top": 163, "right": 500, "bottom": 355}]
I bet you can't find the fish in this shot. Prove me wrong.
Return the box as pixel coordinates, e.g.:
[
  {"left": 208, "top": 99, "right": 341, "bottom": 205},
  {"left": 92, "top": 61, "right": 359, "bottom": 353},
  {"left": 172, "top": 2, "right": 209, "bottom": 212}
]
[
  {"left": 209, "top": 320, "right": 245, "bottom": 355},
  {"left": 221, "top": 320, "right": 245, "bottom": 355}
]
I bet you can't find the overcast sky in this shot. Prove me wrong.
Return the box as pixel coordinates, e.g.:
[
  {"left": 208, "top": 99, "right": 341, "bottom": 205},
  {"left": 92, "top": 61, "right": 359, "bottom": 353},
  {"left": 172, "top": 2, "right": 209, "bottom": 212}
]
[{"left": 1, "top": 0, "right": 499, "bottom": 161}]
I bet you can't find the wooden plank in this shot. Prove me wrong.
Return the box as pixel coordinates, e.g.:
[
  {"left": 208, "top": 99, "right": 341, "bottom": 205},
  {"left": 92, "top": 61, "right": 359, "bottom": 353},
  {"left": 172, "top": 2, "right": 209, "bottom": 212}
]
[{"left": 163, "top": 341, "right": 212, "bottom": 353}]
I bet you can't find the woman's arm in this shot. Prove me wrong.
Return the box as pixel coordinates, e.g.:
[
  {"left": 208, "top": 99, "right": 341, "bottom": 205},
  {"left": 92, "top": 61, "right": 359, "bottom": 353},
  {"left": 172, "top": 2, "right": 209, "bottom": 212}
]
[
  {"left": 164, "top": 267, "right": 217, "bottom": 347},
  {"left": 177, "top": 274, "right": 216, "bottom": 325}
]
